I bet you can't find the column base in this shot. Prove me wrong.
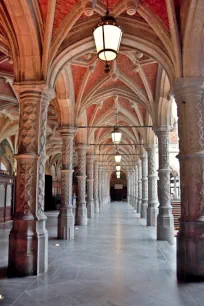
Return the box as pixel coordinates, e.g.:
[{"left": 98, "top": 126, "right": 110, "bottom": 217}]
[
  {"left": 8, "top": 218, "right": 48, "bottom": 277},
  {"left": 58, "top": 208, "right": 74, "bottom": 240},
  {"left": 147, "top": 206, "right": 158, "bottom": 226},
  {"left": 76, "top": 206, "right": 88, "bottom": 225},
  {"left": 141, "top": 201, "right": 148, "bottom": 218},
  {"left": 157, "top": 209, "right": 174, "bottom": 244},
  {"left": 87, "top": 200, "right": 95, "bottom": 218},
  {"left": 177, "top": 221, "right": 204, "bottom": 281}
]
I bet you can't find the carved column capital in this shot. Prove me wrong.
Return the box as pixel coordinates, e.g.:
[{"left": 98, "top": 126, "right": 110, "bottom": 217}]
[
  {"left": 154, "top": 126, "right": 173, "bottom": 133},
  {"left": 75, "top": 144, "right": 89, "bottom": 152},
  {"left": 58, "top": 126, "right": 78, "bottom": 136},
  {"left": 87, "top": 154, "right": 95, "bottom": 162},
  {"left": 172, "top": 77, "right": 204, "bottom": 101},
  {"left": 13, "top": 82, "right": 55, "bottom": 101}
]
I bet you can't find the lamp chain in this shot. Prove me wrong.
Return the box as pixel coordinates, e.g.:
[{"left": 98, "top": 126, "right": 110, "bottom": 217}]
[{"left": 106, "top": 0, "right": 109, "bottom": 14}]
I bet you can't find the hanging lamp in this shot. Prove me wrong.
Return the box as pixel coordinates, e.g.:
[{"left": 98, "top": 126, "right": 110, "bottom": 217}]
[
  {"left": 116, "top": 171, "right": 120, "bottom": 178},
  {"left": 116, "top": 165, "right": 121, "bottom": 171},
  {"left": 93, "top": 0, "right": 123, "bottom": 73},
  {"left": 115, "top": 152, "right": 121, "bottom": 163},
  {"left": 112, "top": 127, "right": 122, "bottom": 144},
  {"left": 111, "top": 109, "right": 122, "bottom": 144}
]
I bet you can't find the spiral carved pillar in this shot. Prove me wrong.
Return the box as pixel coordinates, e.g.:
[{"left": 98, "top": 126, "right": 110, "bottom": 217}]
[
  {"left": 173, "top": 78, "right": 204, "bottom": 280},
  {"left": 87, "top": 154, "right": 95, "bottom": 218},
  {"left": 8, "top": 84, "right": 55, "bottom": 277},
  {"left": 76, "top": 145, "right": 88, "bottom": 226},
  {"left": 141, "top": 152, "right": 148, "bottom": 218},
  {"left": 57, "top": 127, "right": 77, "bottom": 240},
  {"left": 156, "top": 128, "right": 174, "bottom": 245},
  {"left": 94, "top": 161, "right": 100, "bottom": 213},
  {"left": 146, "top": 147, "right": 158, "bottom": 226},
  {"left": 137, "top": 160, "right": 142, "bottom": 215}
]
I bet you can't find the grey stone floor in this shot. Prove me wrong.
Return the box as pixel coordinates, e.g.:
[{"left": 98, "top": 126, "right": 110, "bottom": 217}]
[{"left": 0, "top": 202, "right": 204, "bottom": 306}]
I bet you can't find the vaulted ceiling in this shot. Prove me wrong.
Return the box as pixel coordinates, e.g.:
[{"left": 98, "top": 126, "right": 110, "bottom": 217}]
[{"left": 0, "top": 0, "right": 183, "bottom": 174}]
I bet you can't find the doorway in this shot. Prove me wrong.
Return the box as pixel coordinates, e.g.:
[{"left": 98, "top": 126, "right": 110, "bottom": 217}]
[{"left": 110, "top": 171, "right": 127, "bottom": 201}]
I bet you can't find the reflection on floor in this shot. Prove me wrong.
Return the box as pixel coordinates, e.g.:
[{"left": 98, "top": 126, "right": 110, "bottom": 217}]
[{"left": 0, "top": 202, "right": 204, "bottom": 306}]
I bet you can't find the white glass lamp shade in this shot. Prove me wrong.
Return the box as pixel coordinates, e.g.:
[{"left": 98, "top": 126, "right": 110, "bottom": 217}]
[
  {"left": 116, "top": 165, "right": 121, "bottom": 171},
  {"left": 116, "top": 171, "right": 120, "bottom": 178},
  {"left": 115, "top": 154, "right": 121, "bottom": 163},
  {"left": 93, "top": 14, "right": 122, "bottom": 62},
  {"left": 111, "top": 128, "right": 122, "bottom": 145}
]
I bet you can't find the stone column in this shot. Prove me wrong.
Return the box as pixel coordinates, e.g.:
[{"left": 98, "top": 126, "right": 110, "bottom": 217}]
[
  {"left": 173, "top": 78, "right": 204, "bottom": 280},
  {"left": 127, "top": 171, "right": 130, "bottom": 204},
  {"left": 156, "top": 128, "right": 174, "bottom": 245},
  {"left": 8, "top": 83, "right": 55, "bottom": 277},
  {"left": 98, "top": 166, "right": 103, "bottom": 211},
  {"left": 104, "top": 171, "right": 110, "bottom": 205},
  {"left": 132, "top": 169, "right": 136, "bottom": 210},
  {"left": 135, "top": 165, "right": 138, "bottom": 211},
  {"left": 87, "top": 154, "right": 95, "bottom": 218},
  {"left": 141, "top": 152, "right": 148, "bottom": 218},
  {"left": 94, "top": 161, "right": 99, "bottom": 213},
  {"left": 76, "top": 145, "right": 88, "bottom": 225},
  {"left": 130, "top": 169, "right": 134, "bottom": 208},
  {"left": 146, "top": 147, "right": 158, "bottom": 226},
  {"left": 57, "top": 127, "right": 76, "bottom": 240},
  {"left": 101, "top": 169, "right": 104, "bottom": 208},
  {"left": 137, "top": 159, "right": 142, "bottom": 215}
]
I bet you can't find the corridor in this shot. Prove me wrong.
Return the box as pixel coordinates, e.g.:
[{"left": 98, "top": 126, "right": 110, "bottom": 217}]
[{"left": 0, "top": 202, "right": 203, "bottom": 306}]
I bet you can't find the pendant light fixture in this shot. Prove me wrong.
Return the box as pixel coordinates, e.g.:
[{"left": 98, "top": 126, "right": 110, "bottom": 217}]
[
  {"left": 115, "top": 152, "right": 121, "bottom": 163},
  {"left": 116, "top": 165, "right": 121, "bottom": 171},
  {"left": 116, "top": 171, "right": 120, "bottom": 178},
  {"left": 112, "top": 108, "right": 122, "bottom": 145},
  {"left": 93, "top": 0, "right": 123, "bottom": 73}
]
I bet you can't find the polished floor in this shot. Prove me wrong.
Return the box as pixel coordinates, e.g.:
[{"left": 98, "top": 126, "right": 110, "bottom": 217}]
[{"left": 0, "top": 202, "right": 204, "bottom": 306}]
